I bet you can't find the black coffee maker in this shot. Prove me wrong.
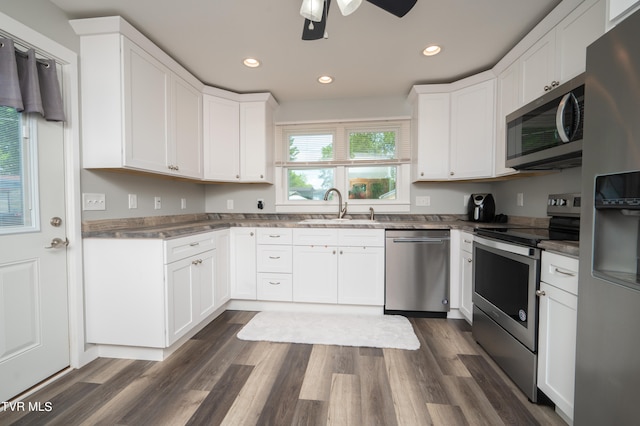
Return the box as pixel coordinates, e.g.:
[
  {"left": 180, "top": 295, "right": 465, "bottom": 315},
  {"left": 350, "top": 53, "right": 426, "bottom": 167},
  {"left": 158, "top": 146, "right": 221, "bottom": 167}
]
[{"left": 467, "top": 193, "right": 496, "bottom": 222}]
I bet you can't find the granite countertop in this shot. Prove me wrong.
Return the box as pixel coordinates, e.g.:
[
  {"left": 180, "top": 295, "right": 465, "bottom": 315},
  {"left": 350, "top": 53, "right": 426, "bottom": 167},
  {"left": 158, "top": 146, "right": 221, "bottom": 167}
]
[
  {"left": 82, "top": 213, "right": 579, "bottom": 256},
  {"left": 537, "top": 240, "right": 580, "bottom": 258}
]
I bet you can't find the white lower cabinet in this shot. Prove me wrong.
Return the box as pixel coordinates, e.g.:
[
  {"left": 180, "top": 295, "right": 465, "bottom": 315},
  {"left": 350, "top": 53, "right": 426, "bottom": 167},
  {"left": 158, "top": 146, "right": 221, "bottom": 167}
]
[
  {"left": 230, "top": 227, "right": 257, "bottom": 299},
  {"left": 538, "top": 251, "right": 579, "bottom": 422},
  {"left": 166, "top": 249, "right": 215, "bottom": 346},
  {"left": 84, "top": 230, "right": 228, "bottom": 351},
  {"left": 459, "top": 232, "right": 474, "bottom": 323},
  {"left": 256, "top": 228, "right": 293, "bottom": 301},
  {"left": 292, "top": 228, "right": 384, "bottom": 306}
]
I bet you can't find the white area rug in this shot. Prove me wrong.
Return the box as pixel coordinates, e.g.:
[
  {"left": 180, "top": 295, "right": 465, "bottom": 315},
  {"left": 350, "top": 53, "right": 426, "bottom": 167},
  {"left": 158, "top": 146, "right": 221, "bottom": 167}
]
[{"left": 237, "top": 311, "right": 420, "bottom": 350}]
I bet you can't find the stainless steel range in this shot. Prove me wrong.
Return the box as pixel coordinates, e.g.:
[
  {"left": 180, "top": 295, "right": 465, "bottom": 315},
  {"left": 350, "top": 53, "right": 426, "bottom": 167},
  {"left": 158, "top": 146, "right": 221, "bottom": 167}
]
[{"left": 472, "top": 193, "right": 580, "bottom": 402}]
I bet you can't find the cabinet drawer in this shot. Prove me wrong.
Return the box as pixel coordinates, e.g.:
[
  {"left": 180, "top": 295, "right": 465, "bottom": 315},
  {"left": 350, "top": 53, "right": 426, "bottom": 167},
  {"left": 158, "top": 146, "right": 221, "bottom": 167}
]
[
  {"left": 257, "top": 273, "right": 293, "bottom": 301},
  {"left": 293, "top": 228, "right": 339, "bottom": 246},
  {"left": 541, "top": 251, "right": 579, "bottom": 295},
  {"left": 460, "top": 232, "right": 474, "bottom": 253},
  {"left": 165, "top": 232, "right": 216, "bottom": 263},
  {"left": 338, "top": 229, "right": 384, "bottom": 247},
  {"left": 257, "top": 245, "right": 292, "bottom": 273},
  {"left": 257, "top": 228, "right": 293, "bottom": 245}
]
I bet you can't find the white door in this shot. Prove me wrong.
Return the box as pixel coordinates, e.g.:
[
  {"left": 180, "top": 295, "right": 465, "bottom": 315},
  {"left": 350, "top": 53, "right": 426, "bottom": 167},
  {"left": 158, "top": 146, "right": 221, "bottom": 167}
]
[{"left": 0, "top": 109, "right": 70, "bottom": 402}]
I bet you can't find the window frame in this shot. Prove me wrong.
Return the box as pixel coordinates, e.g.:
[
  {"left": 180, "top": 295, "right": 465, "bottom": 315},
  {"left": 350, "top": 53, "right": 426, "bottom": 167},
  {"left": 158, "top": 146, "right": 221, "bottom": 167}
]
[{"left": 275, "top": 120, "right": 410, "bottom": 213}]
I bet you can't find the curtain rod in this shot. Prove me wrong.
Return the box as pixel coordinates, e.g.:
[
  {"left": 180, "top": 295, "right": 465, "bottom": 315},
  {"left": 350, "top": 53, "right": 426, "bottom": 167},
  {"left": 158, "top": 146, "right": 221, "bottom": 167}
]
[{"left": 0, "top": 29, "right": 58, "bottom": 63}]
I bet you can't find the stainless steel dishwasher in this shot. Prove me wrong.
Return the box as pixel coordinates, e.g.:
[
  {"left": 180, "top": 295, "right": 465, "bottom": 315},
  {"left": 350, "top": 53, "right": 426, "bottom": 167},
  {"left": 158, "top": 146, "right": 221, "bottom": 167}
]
[{"left": 385, "top": 230, "right": 450, "bottom": 316}]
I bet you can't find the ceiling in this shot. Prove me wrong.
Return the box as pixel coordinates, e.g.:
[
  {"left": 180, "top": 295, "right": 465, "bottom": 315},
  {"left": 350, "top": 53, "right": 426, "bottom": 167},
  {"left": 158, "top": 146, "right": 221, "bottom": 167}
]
[{"left": 50, "top": 0, "right": 561, "bottom": 103}]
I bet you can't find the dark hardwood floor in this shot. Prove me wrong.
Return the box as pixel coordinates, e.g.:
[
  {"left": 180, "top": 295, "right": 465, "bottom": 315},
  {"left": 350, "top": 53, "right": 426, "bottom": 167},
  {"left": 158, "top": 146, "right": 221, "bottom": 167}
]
[{"left": 0, "top": 311, "right": 566, "bottom": 425}]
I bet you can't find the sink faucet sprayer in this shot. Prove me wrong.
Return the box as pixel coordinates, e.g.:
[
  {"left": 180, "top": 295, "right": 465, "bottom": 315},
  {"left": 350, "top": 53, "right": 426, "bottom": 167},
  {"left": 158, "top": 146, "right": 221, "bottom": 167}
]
[{"left": 323, "top": 188, "right": 347, "bottom": 219}]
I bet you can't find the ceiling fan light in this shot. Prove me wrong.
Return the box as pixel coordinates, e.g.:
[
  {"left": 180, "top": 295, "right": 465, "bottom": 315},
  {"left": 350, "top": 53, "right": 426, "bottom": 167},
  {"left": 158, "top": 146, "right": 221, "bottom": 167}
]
[
  {"left": 300, "top": 0, "right": 325, "bottom": 22},
  {"left": 337, "top": 0, "right": 363, "bottom": 16}
]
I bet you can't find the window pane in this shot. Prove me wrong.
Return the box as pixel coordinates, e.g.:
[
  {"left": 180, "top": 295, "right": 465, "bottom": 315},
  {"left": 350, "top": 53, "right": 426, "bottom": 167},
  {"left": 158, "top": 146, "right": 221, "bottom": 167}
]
[
  {"left": 288, "top": 168, "right": 334, "bottom": 200},
  {"left": 348, "top": 166, "right": 396, "bottom": 200},
  {"left": 289, "top": 133, "right": 333, "bottom": 162},
  {"left": 349, "top": 131, "right": 396, "bottom": 160},
  {"left": 0, "top": 107, "right": 26, "bottom": 229}
]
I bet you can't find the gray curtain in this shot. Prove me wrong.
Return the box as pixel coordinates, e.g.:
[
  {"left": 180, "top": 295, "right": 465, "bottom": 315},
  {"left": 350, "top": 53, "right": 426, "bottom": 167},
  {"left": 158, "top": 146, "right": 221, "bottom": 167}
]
[{"left": 0, "top": 38, "right": 65, "bottom": 121}]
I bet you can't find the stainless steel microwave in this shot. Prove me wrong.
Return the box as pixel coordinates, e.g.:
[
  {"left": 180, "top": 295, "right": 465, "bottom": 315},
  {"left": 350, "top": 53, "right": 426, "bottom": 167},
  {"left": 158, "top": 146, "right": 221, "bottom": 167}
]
[{"left": 506, "top": 74, "right": 584, "bottom": 170}]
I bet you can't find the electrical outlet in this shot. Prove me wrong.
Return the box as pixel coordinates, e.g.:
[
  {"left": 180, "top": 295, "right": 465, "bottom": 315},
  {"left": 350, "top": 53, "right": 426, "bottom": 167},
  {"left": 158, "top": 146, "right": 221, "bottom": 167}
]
[
  {"left": 181, "top": 198, "right": 187, "bottom": 209},
  {"left": 517, "top": 192, "right": 524, "bottom": 207},
  {"left": 154, "top": 196, "right": 162, "bottom": 210},
  {"left": 82, "top": 193, "right": 106, "bottom": 211},
  {"left": 227, "top": 199, "right": 234, "bottom": 210},
  {"left": 416, "top": 196, "right": 431, "bottom": 207},
  {"left": 128, "top": 194, "right": 137, "bottom": 209}
]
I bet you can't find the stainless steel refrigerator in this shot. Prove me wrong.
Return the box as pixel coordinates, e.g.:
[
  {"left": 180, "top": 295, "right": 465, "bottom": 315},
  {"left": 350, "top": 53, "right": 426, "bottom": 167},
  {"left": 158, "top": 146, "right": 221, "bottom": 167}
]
[{"left": 576, "top": 8, "right": 640, "bottom": 425}]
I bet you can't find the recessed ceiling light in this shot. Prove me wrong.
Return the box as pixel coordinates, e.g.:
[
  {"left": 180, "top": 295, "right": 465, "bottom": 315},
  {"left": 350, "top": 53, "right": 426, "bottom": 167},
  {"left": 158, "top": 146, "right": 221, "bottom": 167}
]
[
  {"left": 243, "top": 58, "right": 261, "bottom": 68},
  {"left": 422, "top": 45, "right": 442, "bottom": 56},
  {"left": 318, "top": 75, "right": 333, "bottom": 84}
]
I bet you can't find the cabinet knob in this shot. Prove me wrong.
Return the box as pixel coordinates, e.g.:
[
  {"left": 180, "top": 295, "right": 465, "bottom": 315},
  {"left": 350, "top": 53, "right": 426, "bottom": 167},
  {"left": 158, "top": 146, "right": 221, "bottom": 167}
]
[
  {"left": 250, "top": 232, "right": 254, "bottom": 236},
  {"left": 467, "top": 258, "right": 472, "bottom": 263},
  {"left": 260, "top": 174, "right": 264, "bottom": 179},
  {"left": 332, "top": 250, "right": 336, "bottom": 255},
  {"left": 236, "top": 175, "right": 240, "bottom": 179},
  {"left": 551, "top": 80, "right": 559, "bottom": 87},
  {"left": 536, "top": 289, "right": 546, "bottom": 297},
  {"left": 420, "top": 172, "right": 424, "bottom": 177},
  {"left": 544, "top": 85, "right": 551, "bottom": 92},
  {"left": 450, "top": 171, "right": 455, "bottom": 176}
]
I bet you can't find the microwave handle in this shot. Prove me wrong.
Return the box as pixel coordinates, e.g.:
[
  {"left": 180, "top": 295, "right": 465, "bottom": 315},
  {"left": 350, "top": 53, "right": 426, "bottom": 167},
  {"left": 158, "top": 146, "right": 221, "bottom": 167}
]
[{"left": 556, "top": 92, "right": 580, "bottom": 143}]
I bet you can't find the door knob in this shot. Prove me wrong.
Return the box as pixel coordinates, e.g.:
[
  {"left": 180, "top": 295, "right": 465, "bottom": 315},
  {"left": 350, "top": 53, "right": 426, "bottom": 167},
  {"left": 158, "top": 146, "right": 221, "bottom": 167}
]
[{"left": 45, "top": 237, "right": 69, "bottom": 249}]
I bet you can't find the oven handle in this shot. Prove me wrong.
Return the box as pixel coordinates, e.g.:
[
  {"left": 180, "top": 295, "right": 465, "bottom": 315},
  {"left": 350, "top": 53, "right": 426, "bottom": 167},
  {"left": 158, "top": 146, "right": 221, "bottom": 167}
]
[{"left": 474, "top": 236, "right": 536, "bottom": 258}]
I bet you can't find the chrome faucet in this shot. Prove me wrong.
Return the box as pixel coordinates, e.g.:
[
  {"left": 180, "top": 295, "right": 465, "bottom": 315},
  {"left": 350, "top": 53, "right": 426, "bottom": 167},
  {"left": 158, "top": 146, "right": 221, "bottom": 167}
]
[{"left": 323, "top": 188, "right": 347, "bottom": 218}]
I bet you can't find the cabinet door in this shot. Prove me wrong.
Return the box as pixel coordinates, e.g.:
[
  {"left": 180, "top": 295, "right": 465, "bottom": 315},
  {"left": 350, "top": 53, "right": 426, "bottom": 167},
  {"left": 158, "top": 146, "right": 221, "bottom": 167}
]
[
  {"left": 203, "top": 95, "right": 240, "bottom": 181},
  {"left": 537, "top": 281, "right": 578, "bottom": 420},
  {"left": 240, "top": 101, "right": 273, "bottom": 183},
  {"left": 122, "top": 38, "right": 171, "bottom": 173},
  {"left": 214, "top": 230, "right": 231, "bottom": 308},
  {"left": 520, "top": 30, "right": 556, "bottom": 105},
  {"left": 555, "top": 0, "right": 606, "bottom": 82},
  {"left": 195, "top": 250, "right": 216, "bottom": 320},
  {"left": 450, "top": 79, "right": 495, "bottom": 179},
  {"left": 230, "top": 228, "right": 257, "bottom": 299},
  {"left": 172, "top": 76, "right": 203, "bottom": 178},
  {"left": 495, "top": 62, "right": 520, "bottom": 176},
  {"left": 166, "top": 257, "right": 196, "bottom": 346},
  {"left": 411, "top": 93, "right": 450, "bottom": 180},
  {"left": 293, "top": 245, "right": 338, "bottom": 303},
  {"left": 459, "top": 250, "right": 473, "bottom": 323},
  {"left": 338, "top": 246, "right": 384, "bottom": 305}
]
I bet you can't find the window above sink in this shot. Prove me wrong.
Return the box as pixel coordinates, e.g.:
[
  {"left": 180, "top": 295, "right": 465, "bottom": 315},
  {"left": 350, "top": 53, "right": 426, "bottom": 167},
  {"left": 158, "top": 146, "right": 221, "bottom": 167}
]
[{"left": 274, "top": 120, "right": 411, "bottom": 214}]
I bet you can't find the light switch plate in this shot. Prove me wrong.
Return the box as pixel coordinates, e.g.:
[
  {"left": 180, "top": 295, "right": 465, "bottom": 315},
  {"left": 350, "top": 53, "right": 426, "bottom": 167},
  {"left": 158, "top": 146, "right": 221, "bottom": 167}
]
[
  {"left": 517, "top": 193, "right": 524, "bottom": 207},
  {"left": 154, "top": 196, "right": 162, "bottom": 210},
  {"left": 128, "top": 194, "right": 137, "bottom": 209},
  {"left": 82, "top": 193, "right": 106, "bottom": 211}
]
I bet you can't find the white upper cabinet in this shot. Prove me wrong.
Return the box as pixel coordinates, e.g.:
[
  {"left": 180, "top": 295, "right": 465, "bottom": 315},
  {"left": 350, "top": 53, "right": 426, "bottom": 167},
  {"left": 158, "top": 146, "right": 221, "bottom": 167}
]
[
  {"left": 410, "top": 72, "right": 495, "bottom": 181},
  {"left": 608, "top": 0, "right": 640, "bottom": 26},
  {"left": 203, "top": 95, "right": 240, "bottom": 181},
  {"left": 449, "top": 79, "right": 495, "bottom": 180},
  {"left": 71, "top": 17, "right": 204, "bottom": 179},
  {"left": 520, "top": 0, "right": 606, "bottom": 105},
  {"left": 203, "top": 89, "right": 277, "bottom": 183},
  {"left": 495, "top": 62, "right": 521, "bottom": 176}
]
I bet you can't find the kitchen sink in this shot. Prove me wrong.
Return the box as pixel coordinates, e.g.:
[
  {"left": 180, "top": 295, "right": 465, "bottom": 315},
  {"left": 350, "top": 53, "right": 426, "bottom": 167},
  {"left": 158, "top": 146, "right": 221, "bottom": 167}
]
[{"left": 298, "top": 218, "right": 379, "bottom": 225}]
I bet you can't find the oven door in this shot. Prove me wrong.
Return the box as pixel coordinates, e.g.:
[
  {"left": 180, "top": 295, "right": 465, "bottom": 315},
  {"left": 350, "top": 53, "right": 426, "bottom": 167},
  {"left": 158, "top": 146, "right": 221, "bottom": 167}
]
[{"left": 473, "top": 236, "right": 540, "bottom": 351}]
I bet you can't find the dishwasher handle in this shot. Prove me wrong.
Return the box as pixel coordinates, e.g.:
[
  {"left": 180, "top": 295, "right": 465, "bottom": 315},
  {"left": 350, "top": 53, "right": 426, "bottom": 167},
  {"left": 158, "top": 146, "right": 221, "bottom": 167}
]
[{"left": 391, "top": 237, "right": 449, "bottom": 243}]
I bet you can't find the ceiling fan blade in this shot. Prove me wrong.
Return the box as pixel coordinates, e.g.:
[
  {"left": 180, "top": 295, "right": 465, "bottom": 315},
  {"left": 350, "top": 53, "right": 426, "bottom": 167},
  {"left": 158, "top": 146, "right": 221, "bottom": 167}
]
[
  {"left": 366, "top": 0, "right": 416, "bottom": 17},
  {"left": 302, "top": 0, "right": 331, "bottom": 40}
]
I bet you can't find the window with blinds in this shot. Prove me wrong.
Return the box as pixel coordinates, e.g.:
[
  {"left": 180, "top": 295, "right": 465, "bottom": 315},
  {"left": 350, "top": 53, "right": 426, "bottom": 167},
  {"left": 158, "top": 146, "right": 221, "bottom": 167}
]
[
  {"left": 275, "top": 120, "right": 410, "bottom": 208},
  {"left": 0, "top": 106, "right": 32, "bottom": 231}
]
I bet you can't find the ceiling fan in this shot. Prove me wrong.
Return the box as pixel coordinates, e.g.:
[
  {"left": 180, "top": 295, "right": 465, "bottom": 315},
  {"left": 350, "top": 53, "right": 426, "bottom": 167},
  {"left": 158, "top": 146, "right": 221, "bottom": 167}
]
[{"left": 301, "top": 0, "right": 418, "bottom": 40}]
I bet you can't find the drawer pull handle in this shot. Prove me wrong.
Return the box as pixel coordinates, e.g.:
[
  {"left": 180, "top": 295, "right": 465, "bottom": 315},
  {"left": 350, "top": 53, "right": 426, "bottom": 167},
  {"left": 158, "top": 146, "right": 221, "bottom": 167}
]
[
  {"left": 464, "top": 239, "right": 472, "bottom": 243},
  {"left": 269, "top": 256, "right": 281, "bottom": 260},
  {"left": 553, "top": 267, "right": 576, "bottom": 277},
  {"left": 192, "top": 259, "right": 203, "bottom": 265},
  {"left": 268, "top": 281, "right": 281, "bottom": 285},
  {"left": 269, "top": 235, "right": 281, "bottom": 238},
  {"left": 189, "top": 242, "right": 200, "bottom": 247}
]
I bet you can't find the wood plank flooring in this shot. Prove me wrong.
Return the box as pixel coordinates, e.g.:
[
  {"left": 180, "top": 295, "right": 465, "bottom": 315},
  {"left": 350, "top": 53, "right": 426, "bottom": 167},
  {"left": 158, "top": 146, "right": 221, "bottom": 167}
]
[{"left": 0, "top": 311, "right": 567, "bottom": 425}]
